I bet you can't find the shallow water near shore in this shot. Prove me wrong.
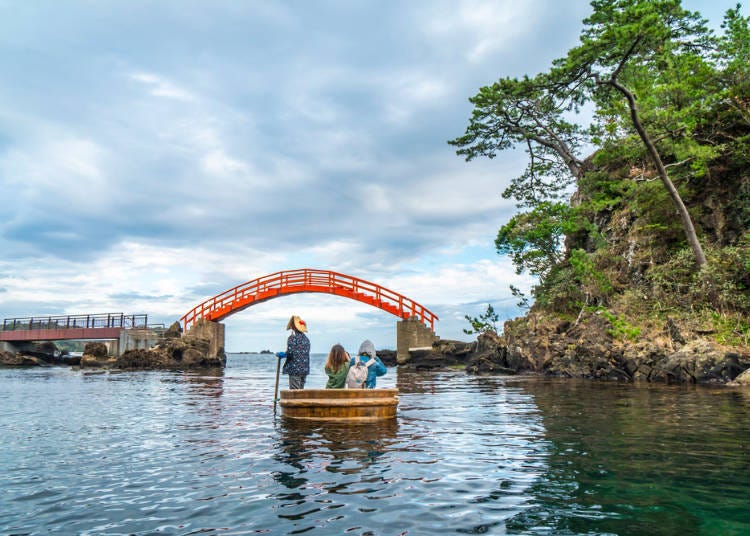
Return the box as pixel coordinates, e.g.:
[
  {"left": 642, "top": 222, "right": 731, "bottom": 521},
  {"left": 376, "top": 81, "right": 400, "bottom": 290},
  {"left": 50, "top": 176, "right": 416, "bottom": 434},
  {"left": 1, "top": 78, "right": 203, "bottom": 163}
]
[{"left": 1, "top": 354, "right": 749, "bottom": 535}]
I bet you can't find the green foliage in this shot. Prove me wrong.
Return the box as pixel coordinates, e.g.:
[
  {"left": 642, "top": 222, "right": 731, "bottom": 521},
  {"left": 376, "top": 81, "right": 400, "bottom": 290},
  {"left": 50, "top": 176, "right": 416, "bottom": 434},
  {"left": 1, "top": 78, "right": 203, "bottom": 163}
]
[
  {"left": 509, "top": 284, "right": 530, "bottom": 309},
  {"left": 452, "top": 0, "right": 750, "bottom": 319},
  {"left": 496, "top": 202, "right": 572, "bottom": 277},
  {"left": 449, "top": 73, "right": 587, "bottom": 208},
  {"left": 600, "top": 309, "right": 642, "bottom": 341},
  {"left": 569, "top": 248, "right": 614, "bottom": 301},
  {"left": 562, "top": 0, "right": 714, "bottom": 265},
  {"left": 576, "top": 170, "right": 632, "bottom": 212},
  {"left": 646, "top": 239, "right": 750, "bottom": 314},
  {"left": 716, "top": 6, "right": 750, "bottom": 111},
  {"left": 713, "top": 6, "right": 750, "bottom": 166},
  {"left": 463, "top": 304, "right": 500, "bottom": 335},
  {"left": 532, "top": 264, "right": 586, "bottom": 314},
  {"left": 710, "top": 311, "right": 750, "bottom": 346}
]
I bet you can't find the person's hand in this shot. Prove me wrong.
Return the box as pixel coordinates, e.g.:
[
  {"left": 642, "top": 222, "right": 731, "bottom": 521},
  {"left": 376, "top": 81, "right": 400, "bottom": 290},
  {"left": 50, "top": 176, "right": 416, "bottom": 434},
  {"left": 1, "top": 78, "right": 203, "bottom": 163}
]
[{"left": 276, "top": 351, "right": 287, "bottom": 359}]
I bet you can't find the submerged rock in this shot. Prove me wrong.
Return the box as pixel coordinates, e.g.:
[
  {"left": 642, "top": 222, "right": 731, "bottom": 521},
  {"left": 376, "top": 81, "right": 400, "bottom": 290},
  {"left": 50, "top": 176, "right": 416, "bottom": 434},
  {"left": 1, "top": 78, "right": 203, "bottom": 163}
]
[{"left": 80, "top": 354, "right": 118, "bottom": 368}]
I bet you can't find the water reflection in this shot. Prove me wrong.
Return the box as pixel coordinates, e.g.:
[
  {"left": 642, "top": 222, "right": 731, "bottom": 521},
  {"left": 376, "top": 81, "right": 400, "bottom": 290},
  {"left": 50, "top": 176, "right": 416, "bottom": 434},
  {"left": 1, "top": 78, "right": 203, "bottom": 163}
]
[
  {"left": 6, "top": 356, "right": 747, "bottom": 535},
  {"left": 270, "top": 419, "right": 403, "bottom": 532},
  {"left": 273, "top": 419, "right": 400, "bottom": 481},
  {"left": 397, "top": 368, "right": 439, "bottom": 394},
  {"left": 396, "top": 366, "right": 514, "bottom": 396},
  {"left": 508, "top": 378, "right": 750, "bottom": 535}
]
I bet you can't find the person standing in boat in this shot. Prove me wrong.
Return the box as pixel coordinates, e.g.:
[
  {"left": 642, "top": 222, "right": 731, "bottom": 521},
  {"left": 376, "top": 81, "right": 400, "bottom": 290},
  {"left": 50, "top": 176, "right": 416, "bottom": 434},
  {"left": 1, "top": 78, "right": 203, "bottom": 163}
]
[
  {"left": 350, "top": 340, "right": 387, "bottom": 388},
  {"left": 324, "top": 344, "right": 350, "bottom": 389},
  {"left": 276, "top": 315, "right": 310, "bottom": 390}
]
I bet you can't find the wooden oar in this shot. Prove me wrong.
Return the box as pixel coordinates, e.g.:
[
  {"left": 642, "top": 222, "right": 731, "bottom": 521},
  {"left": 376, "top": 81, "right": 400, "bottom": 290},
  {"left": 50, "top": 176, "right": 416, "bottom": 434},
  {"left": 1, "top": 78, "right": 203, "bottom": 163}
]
[{"left": 273, "top": 355, "right": 282, "bottom": 416}]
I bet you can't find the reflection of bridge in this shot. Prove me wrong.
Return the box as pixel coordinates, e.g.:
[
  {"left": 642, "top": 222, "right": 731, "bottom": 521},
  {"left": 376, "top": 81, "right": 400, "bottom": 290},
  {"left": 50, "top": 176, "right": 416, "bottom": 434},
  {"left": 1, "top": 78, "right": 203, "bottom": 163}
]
[{"left": 2, "top": 269, "right": 439, "bottom": 362}]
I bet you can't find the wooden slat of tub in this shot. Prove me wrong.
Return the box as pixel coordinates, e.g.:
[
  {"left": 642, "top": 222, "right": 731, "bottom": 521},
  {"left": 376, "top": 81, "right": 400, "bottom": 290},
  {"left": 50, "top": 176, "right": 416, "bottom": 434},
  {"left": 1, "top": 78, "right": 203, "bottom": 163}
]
[{"left": 280, "top": 398, "right": 398, "bottom": 407}]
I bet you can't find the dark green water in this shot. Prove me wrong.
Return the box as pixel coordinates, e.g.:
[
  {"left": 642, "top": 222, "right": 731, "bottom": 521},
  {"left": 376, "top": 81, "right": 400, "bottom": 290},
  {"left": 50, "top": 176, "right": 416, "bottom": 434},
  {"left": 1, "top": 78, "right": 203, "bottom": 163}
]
[
  {"left": 1, "top": 354, "right": 748, "bottom": 535},
  {"left": 508, "top": 380, "right": 750, "bottom": 535}
]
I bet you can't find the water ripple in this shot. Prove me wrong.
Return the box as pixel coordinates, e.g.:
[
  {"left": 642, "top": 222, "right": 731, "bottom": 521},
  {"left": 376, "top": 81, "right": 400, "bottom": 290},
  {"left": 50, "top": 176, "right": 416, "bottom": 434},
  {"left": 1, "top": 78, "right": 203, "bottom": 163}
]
[{"left": 2, "top": 359, "right": 749, "bottom": 534}]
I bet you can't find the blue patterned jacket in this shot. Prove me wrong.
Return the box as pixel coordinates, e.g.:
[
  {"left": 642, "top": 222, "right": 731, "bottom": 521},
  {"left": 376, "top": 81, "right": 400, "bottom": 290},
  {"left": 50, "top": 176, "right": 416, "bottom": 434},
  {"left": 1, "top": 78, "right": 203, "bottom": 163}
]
[{"left": 282, "top": 331, "right": 310, "bottom": 376}]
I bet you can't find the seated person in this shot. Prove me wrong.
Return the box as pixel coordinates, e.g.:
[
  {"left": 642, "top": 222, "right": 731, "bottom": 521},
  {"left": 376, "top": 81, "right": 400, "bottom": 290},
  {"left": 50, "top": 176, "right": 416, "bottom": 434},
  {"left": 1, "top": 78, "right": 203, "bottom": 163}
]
[
  {"left": 324, "top": 344, "right": 350, "bottom": 389},
  {"left": 349, "top": 339, "right": 387, "bottom": 388}
]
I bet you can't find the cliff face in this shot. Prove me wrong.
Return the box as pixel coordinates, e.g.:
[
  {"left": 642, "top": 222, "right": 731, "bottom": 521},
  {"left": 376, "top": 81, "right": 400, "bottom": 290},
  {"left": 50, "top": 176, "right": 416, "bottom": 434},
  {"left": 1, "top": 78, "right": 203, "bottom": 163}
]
[
  {"left": 498, "top": 311, "right": 749, "bottom": 384},
  {"left": 489, "top": 155, "right": 750, "bottom": 384}
]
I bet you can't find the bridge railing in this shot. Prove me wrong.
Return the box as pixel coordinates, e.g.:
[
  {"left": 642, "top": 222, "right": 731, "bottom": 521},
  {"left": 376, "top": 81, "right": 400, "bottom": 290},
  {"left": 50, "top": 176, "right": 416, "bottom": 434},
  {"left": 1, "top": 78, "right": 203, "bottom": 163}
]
[
  {"left": 181, "top": 268, "right": 438, "bottom": 331},
  {"left": 1, "top": 313, "right": 149, "bottom": 332}
]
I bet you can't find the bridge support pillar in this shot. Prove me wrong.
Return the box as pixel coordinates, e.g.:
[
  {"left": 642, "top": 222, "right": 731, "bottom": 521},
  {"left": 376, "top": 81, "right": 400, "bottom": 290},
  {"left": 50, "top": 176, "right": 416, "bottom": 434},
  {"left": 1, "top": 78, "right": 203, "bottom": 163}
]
[
  {"left": 119, "top": 328, "right": 162, "bottom": 355},
  {"left": 186, "top": 319, "right": 225, "bottom": 358},
  {"left": 396, "top": 316, "right": 438, "bottom": 364},
  {"left": 0, "top": 341, "right": 19, "bottom": 353}
]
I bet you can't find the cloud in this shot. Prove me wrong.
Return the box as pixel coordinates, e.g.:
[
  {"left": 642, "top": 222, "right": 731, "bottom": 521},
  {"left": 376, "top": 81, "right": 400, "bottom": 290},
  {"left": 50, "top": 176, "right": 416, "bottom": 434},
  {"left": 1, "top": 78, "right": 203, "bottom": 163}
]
[
  {"left": 6, "top": 0, "right": 735, "bottom": 351},
  {"left": 129, "top": 72, "right": 195, "bottom": 101},
  {"left": 418, "top": 0, "right": 537, "bottom": 63}
]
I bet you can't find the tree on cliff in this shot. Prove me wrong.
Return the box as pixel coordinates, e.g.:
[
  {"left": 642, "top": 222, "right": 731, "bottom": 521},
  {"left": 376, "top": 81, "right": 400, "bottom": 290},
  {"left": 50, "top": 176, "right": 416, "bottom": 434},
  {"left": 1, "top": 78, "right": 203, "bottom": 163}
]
[
  {"left": 563, "top": 0, "right": 712, "bottom": 266},
  {"left": 449, "top": 73, "right": 588, "bottom": 209},
  {"left": 451, "top": 0, "right": 721, "bottom": 269},
  {"left": 448, "top": 72, "right": 589, "bottom": 281},
  {"left": 463, "top": 304, "right": 500, "bottom": 335}
]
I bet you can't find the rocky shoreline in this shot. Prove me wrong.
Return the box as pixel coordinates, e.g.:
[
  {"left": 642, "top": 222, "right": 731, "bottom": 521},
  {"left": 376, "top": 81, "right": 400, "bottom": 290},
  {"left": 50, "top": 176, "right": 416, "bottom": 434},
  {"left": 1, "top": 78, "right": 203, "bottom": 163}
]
[
  {"left": 0, "top": 322, "right": 226, "bottom": 371},
  {"left": 394, "top": 310, "right": 750, "bottom": 386},
  {"left": 4, "top": 313, "right": 749, "bottom": 386}
]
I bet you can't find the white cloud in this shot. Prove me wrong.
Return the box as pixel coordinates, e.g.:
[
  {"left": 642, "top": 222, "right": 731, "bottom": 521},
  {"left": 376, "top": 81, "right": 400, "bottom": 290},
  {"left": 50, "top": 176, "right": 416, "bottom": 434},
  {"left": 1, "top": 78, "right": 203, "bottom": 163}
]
[
  {"left": 380, "top": 71, "right": 451, "bottom": 124},
  {"left": 1, "top": 135, "right": 112, "bottom": 212},
  {"left": 129, "top": 72, "right": 196, "bottom": 101},
  {"left": 1, "top": 0, "right": 660, "bottom": 352},
  {"left": 200, "top": 149, "right": 249, "bottom": 177},
  {"left": 418, "top": 0, "right": 538, "bottom": 63}
]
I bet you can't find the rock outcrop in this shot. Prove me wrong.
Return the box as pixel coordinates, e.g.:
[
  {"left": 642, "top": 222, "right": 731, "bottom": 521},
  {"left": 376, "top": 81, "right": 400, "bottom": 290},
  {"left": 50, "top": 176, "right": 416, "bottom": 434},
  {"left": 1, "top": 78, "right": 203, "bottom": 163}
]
[
  {"left": 116, "top": 334, "right": 225, "bottom": 370},
  {"left": 377, "top": 349, "right": 397, "bottom": 367},
  {"left": 396, "top": 339, "right": 473, "bottom": 370},
  {"left": 80, "top": 341, "right": 116, "bottom": 368},
  {"left": 407, "top": 309, "right": 748, "bottom": 384},
  {"left": 462, "top": 311, "right": 750, "bottom": 384},
  {"left": 0, "top": 350, "right": 51, "bottom": 367}
]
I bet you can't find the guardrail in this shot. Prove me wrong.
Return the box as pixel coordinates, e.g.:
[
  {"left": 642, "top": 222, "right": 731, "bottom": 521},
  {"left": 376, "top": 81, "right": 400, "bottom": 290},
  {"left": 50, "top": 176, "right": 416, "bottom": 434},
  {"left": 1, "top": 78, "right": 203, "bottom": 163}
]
[
  {"left": 181, "top": 268, "right": 438, "bottom": 331},
  {"left": 1, "top": 313, "right": 149, "bottom": 332}
]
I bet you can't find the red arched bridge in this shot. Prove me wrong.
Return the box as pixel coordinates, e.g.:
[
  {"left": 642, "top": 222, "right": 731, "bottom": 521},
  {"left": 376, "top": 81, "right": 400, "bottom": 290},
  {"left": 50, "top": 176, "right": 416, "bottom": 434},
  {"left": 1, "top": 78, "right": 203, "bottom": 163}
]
[{"left": 180, "top": 268, "right": 438, "bottom": 331}]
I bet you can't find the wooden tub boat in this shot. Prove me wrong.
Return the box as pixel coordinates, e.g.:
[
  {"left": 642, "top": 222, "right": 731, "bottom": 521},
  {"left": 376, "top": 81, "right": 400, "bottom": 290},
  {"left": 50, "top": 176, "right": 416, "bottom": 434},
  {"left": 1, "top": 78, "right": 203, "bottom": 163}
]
[{"left": 279, "top": 388, "right": 398, "bottom": 421}]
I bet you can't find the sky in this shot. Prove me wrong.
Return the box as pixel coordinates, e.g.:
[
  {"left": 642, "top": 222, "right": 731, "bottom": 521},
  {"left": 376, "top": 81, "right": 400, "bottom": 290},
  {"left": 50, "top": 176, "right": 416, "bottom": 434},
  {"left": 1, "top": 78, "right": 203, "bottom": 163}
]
[{"left": 0, "top": 0, "right": 739, "bottom": 353}]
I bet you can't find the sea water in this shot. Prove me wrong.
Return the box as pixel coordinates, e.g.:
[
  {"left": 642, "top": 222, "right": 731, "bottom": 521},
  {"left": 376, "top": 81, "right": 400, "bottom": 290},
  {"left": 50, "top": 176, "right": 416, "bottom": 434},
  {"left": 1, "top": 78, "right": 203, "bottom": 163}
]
[{"left": 1, "top": 353, "right": 749, "bottom": 535}]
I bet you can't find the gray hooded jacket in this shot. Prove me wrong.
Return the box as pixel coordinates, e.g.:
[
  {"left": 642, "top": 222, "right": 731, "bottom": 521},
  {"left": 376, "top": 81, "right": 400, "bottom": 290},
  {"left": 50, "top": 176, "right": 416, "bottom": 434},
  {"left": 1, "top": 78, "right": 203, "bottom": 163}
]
[{"left": 351, "top": 339, "right": 387, "bottom": 388}]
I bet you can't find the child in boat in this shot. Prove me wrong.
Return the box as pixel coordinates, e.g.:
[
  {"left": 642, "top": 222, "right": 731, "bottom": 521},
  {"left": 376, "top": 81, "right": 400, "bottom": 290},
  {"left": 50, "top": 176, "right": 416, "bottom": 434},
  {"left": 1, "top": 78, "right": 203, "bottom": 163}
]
[
  {"left": 324, "top": 344, "right": 350, "bottom": 389},
  {"left": 349, "top": 340, "right": 387, "bottom": 388}
]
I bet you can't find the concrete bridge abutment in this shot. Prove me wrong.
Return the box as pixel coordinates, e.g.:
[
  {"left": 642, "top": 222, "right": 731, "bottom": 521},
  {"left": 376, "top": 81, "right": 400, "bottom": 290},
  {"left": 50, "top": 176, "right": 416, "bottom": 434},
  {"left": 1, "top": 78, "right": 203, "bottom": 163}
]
[
  {"left": 118, "top": 329, "right": 162, "bottom": 355},
  {"left": 185, "top": 319, "right": 226, "bottom": 359},
  {"left": 396, "top": 316, "right": 438, "bottom": 364},
  {"left": 0, "top": 341, "right": 20, "bottom": 354}
]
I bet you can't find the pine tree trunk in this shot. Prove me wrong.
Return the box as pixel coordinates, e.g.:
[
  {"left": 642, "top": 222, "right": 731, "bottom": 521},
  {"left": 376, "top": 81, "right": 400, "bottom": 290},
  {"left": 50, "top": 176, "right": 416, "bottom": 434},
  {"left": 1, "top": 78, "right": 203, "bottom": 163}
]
[{"left": 612, "top": 80, "right": 707, "bottom": 267}]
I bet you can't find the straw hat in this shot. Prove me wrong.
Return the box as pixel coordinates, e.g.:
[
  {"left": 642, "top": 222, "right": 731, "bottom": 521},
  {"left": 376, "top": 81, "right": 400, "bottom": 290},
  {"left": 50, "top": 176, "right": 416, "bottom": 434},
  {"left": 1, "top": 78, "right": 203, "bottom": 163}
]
[{"left": 286, "top": 315, "right": 308, "bottom": 333}]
